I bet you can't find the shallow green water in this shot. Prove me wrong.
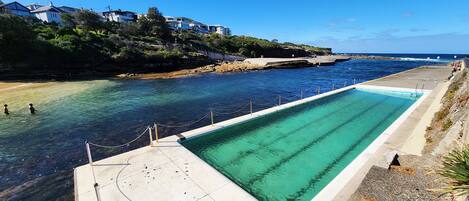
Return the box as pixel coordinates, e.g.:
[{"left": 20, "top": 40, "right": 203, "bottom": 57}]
[{"left": 182, "top": 88, "right": 420, "bottom": 201}]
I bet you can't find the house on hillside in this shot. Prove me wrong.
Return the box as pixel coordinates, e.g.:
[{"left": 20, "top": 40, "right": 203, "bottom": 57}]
[
  {"left": 30, "top": 2, "right": 65, "bottom": 24},
  {"left": 0, "top": 1, "right": 31, "bottom": 17},
  {"left": 101, "top": 9, "right": 137, "bottom": 23},
  {"left": 26, "top": 3, "right": 42, "bottom": 11},
  {"left": 209, "top": 25, "right": 231, "bottom": 36},
  {"left": 164, "top": 16, "right": 231, "bottom": 36},
  {"left": 190, "top": 21, "right": 209, "bottom": 34},
  {"left": 58, "top": 6, "right": 79, "bottom": 14},
  {"left": 165, "top": 16, "right": 192, "bottom": 30}
]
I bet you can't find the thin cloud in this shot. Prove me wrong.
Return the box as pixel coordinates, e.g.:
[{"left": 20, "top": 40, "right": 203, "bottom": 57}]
[
  {"left": 373, "top": 29, "right": 400, "bottom": 38},
  {"left": 309, "top": 32, "right": 469, "bottom": 54},
  {"left": 410, "top": 28, "right": 428, "bottom": 32},
  {"left": 325, "top": 18, "right": 362, "bottom": 32},
  {"left": 402, "top": 11, "right": 414, "bottom": 17}
]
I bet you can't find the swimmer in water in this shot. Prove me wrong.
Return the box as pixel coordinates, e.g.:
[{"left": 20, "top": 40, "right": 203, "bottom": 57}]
[
  {"left": 4, "top": 104, "right": 9, "bottom": 115},
  {"left": 29, "top": 103, "right": 36, "bottom": 114}
]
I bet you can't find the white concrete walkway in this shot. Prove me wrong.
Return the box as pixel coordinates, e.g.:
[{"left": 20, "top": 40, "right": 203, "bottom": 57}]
[{"left": 74, "top": 135, "right": 255, "bottom": 201}]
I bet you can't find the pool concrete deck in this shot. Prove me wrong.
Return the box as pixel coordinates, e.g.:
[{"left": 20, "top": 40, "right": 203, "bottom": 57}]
[{"left": 74, "top": 64, "right": 452, "bottom": 201}]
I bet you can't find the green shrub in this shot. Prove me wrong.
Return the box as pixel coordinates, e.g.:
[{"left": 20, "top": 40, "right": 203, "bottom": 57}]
[
  {"left": 443, "top": 119, "right": 453, "bottom": 131},
  {"left": 437, "top": 144, "right": 469, "bottom": 196},
  {"left": 436, "top": 106, "right": 450, "bottom": 121}
]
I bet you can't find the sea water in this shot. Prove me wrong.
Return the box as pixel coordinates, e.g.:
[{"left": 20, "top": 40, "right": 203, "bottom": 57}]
[{"left": 0, "top": 58, "right": 441, "bottom": 199}]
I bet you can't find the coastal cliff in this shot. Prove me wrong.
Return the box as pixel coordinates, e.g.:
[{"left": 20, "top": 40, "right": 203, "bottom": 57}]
[{"left": 122, "top": 55, "right": 350, "bottom": 79}]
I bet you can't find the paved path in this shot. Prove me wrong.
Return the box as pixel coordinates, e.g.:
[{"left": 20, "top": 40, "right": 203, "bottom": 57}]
[{"left": 244, "top": 55, "right": 350, "bottom": 67}]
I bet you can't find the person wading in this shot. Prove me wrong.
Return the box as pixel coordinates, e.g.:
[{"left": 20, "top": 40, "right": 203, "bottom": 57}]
[
  {"left": 4, "top": 104, "right": 9, "bottom": 115},
  {"left": 29, "top": 103, "right": 36, "bottom": 114}
]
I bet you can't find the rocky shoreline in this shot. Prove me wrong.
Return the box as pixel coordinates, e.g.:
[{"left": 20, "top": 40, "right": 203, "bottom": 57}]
[{"left": 120, "top": 55, "right": 352, "bottom": 79}]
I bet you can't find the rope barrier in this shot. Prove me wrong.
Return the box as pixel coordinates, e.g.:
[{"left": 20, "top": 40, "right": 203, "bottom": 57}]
[
  {"left": 213, "top": 103, "right": 250, "bottom": 115},
  {"left": 253, "top": 101, "right": 276, "bottom": 108},
  {"left": 157, "top": 112, "right": 210, "bottom": 128},
  {"left": 88, "top": 127, "right": 150, "bottom": 149}
]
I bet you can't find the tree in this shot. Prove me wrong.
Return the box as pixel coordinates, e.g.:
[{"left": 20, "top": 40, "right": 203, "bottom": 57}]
[
  {"left": 74, "top": 10, "right": 103, "bottom": 31},
  {"left": 138, "top": 7, "right": 171, "bottom": 40},
  {"left": 61, "top": 13, "right": 76, "bottom": 28},
  {"left": 0, "top": 14, "right": 37, "bottom": 63}
]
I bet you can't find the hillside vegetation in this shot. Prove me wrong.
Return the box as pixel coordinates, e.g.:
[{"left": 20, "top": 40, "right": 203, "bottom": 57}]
[{"left": 0, "top": 7, "right": 330, "bottom": 79}]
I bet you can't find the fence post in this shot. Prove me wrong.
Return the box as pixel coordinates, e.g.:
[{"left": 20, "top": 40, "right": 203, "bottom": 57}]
[
  {"left": 332, "top": 83, "right": 335, "bottom": 90},
  {"left": 148, "top": 126, "right": 153, "bottom": 147},
  {"left": 249, "top": 100, "right": 253, "bottom": 115},
  {"left": 210, "top": 110, "right": 214, "bottom": 126},
  {"left": 414, "top": 83, "right": 418, "bottom": 96},
  {"left": 86, "top": 142, "right": 101, "bottom": 201},
  {"left": 317, "top": 86, "right": 320, "bottom": 95},
  {"left": 353, "top": 78, "right": 356, "bottom": 85},
  {"left": 278, "top": 95, "right": 281, "bottom": 106},
  {"left": 94, "top": 183, "right": 102, "bottom": 201},
  {"left": 154, "top": 123, "right": 159, "bottom": 144}
]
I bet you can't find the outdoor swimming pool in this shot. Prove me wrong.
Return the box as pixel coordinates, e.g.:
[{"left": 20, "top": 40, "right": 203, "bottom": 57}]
[{"left": 182, "top": 88, "right": 421, "bottom": 201}]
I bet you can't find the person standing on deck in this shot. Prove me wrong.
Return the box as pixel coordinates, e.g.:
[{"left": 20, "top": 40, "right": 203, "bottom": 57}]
[
  {"left": 4, "top": 104, "right": 9, "bottom": 115},
  {"left": 29, "top": 103, "right": 36, "bottom": 114}
]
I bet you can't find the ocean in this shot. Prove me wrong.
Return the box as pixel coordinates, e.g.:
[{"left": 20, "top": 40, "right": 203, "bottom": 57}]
[
  {"left": 347, "top": 53, "right": 467, "bottom": 63},
  {"left": 0, "top": 55, "right": 455, "bottom": 200}
]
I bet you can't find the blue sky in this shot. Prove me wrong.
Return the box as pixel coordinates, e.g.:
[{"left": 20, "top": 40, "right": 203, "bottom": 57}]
[{"left": 14, "top": 0, "right": 469, "bottom": 53}]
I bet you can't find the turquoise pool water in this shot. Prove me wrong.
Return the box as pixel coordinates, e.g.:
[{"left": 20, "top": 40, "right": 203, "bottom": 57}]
[{"left": 182, "top": 88, "right": 421, "bottom": 201}]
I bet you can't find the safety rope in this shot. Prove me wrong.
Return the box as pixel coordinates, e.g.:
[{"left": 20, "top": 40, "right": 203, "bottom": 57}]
[
  {"left": 213, "top": 103, "right": 250, "bottom": 115},
  {"left": 88, "top": 127, "right": 150, "bottom": 149},
  {"left": 157, "top": 112, "right": 210, "bottom": 128}
]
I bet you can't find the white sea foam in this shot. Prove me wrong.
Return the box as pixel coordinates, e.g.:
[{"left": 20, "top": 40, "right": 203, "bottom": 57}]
[{"left": 398, "top": 57, "right": 448, "bottom": 62}]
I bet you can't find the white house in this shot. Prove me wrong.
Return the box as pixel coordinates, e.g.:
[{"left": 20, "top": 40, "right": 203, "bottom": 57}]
[
  {"left": 209, "top": 25, "right": 231, "bottom": 36},
  {"left": 26, "top": 3, "right": 42, "bottom": 11},
  {"left": 164, "top": 16, "right": 231, "bottom": 36},
  {"left": 101, "top": 9, "right": 137, "bottom": 23},
  {"left": 165, "top": 16, "right": 192, "bottom": 30},
  {"left": 189, "top": 21, "right": 209, "bottom": 34},
  {"left": 0, "top": 1, "right": 31, "bottom": 17},
  {"left": 30, "top": 3, "right": 65, "bottom": 24}
]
